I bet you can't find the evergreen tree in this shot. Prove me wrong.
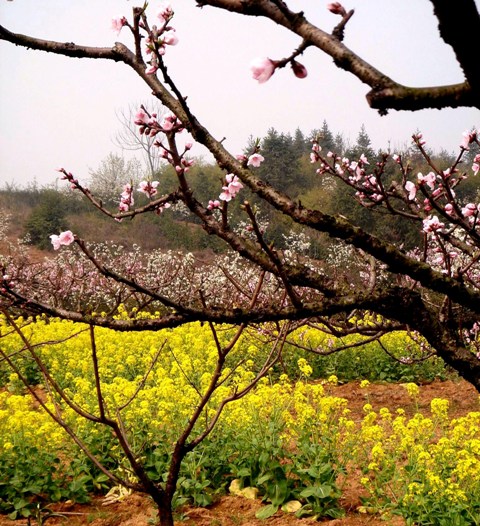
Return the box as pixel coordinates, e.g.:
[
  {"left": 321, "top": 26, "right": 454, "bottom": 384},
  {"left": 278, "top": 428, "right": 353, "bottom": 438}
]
[
  {"left": 333, "top": 132, "right": 346, "bottom": 155},
  {"left": 293, "top": 127, "right": 309, "bottom": 157},
  {"left": 24, "top": 190, "right": 69, "bottom": 250},
  {"left": 345, "top": 124, "right": 375, "bottom": 160},
  {"left": 256, "top": 128, "right": 301, "bottom": 193},
  {"left": 310, "top": 120, "right": 336, "bottom": 152}
]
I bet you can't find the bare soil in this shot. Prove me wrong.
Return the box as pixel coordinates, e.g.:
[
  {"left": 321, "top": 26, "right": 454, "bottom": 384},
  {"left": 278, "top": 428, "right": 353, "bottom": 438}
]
[{"left": 2, "top": 379, "right": 478, "bottom": 526}]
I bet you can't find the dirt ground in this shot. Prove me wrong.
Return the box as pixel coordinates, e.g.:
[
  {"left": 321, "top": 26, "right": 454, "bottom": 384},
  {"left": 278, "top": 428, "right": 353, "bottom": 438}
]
[{"left": 2, "top": 379, "right": 478, "bottom": 526}]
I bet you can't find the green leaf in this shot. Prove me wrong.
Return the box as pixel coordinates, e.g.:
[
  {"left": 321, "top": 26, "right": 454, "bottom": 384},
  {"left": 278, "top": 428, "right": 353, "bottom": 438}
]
[
  {"left": 257, "top": 473, "right": 272, "bottom": 485},
  {"left": 235, "top": 467, "right": 251, "bottom": 478},
  {"left": 299, "top": 484, "right": 332, "bottom": 499},
  {"left": 255, "top": 504, "right": 279, "bottom": 519},
  {"left": 13, "top": 498, "right": 30, "bottom": 510},
  {"left": 270, "top": 479, "right": 289, "bottom": 506}
]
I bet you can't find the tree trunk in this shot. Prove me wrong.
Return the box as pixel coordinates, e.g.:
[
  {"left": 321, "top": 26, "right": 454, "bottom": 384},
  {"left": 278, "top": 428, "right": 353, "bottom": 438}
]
[{"left": 156, "top": 494, "right": 175, "bottom": 526}]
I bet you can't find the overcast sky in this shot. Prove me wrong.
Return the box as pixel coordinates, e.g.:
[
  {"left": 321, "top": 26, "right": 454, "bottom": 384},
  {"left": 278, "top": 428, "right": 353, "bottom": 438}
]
[{"left": 0, "top": 0, "right": 479, "bottom": 188}]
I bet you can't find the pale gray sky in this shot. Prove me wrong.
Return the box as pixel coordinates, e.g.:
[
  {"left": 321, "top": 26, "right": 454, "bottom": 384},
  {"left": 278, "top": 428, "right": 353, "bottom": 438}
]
[{"left": 0, "top": 0, "right": 479, "bottom": 188}]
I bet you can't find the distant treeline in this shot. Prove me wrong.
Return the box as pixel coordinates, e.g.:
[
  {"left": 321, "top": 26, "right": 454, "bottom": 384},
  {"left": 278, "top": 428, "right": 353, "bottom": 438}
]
[{"left": 1, "top": 122, "right": 478, "bottom": 256}]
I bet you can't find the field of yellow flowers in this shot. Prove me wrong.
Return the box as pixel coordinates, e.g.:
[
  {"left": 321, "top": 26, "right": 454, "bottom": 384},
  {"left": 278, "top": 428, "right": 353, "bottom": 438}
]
[{"left": 0, "top": 316, "right": 479, "bottom": 525}]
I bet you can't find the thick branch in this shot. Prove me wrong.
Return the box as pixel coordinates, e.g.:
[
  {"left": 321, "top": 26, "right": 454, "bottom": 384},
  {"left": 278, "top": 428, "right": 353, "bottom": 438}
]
[
  {"left": 0, "top": 25, "right": 124, "bottom": 61},
  {"left": 429, "top": 0, "right": 480, "bottom": 91},
  {"left": 194, "top": 0, "right": 480, "bottom": 111}
]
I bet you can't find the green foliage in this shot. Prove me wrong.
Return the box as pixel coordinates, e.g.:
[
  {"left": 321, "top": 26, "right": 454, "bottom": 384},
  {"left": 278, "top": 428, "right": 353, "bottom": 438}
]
[
  {"left": 0, "top": 444, "right": 94, "bottom": 519},
  {"left": 255, "top": 128, "right": 304, "bottom": 194},
  {"left": 0, "top": 318, "right": 478, "bottom": 524},
  {"left": 273, "top": 328, "right": 453, "bottom": 384},
  {"left": 1, "top": 122, "right": 467, "bottom": 256},
  {"left": 226, "top": 406, "right": 344, "bottom": 520},
  {"left": 24, "top": 190, "right": 70, "bottom": 250}
]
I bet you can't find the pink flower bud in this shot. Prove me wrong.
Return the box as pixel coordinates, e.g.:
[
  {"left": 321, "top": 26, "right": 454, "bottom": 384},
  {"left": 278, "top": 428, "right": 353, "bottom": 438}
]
[
  {"left": 462, "top": 203, "right": 477, "bottom": 217},
  {"left": 291, "top": 60, "right": 308, "bottom": 79},
  {"left": 207, "top": 199, "right": 221, "bottom": 210},
  {"left": 327, "top": 2, "right": 347, "bottom": 16},
  {"left": 146, "top": 64, "right": 159, "bottom": 75},
  {"left": 163, "top": 29, "right": 178, "bottom": 46},
  {"left": 250, "top": 57, "right": 276, "bottom": 84}
]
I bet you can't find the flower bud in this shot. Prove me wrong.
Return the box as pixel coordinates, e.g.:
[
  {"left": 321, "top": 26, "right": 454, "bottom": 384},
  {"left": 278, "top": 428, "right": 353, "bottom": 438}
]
[
  {"left": 291, "top": 60, "right": 308, "bottom": 79},
  {"left": 327, "top": 2, "right": 347, "bottom": 16},
  {"left": 250, "top": 57, "right": 276, "bottom": 84}
]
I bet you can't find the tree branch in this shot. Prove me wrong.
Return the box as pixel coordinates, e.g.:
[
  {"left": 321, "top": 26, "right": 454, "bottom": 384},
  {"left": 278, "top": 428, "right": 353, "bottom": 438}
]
[{"left": 194, "top": 0, "right": 480, "bottom": 111}]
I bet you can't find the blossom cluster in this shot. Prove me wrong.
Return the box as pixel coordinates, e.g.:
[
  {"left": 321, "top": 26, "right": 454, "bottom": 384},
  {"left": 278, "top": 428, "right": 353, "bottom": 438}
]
[
  {"left": 208, "top": 152, "right": 264, "bottom": 209},
  {"left": 309, "top": 130, "right": 480, "bottom": 279},
  {"left": 49, "top": 230, "right": 75, "bottom": 251},
  {"left": 112, "top": 3, "right": 178, "bottom": 76}
]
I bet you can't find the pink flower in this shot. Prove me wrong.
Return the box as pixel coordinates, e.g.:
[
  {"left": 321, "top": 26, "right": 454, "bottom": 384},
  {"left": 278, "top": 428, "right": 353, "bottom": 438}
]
[
  {"left": 134, "top": 110, "right": 150, "bottom": 126},
  {"left": 250, "top": 57, "right": 276, "bottom": 84},
  {"left": 207, "top": 199, "right": 221, "bottom": 210},
  {"left": 156, "top": 202, "right": 171, "bottom": 214},
  {"left": 327, "top": 2, "right": 347, "bottom": 16},
  {"left": 413, "top": 133, "right": 426, "bottom": 146},
  {"left": 111, "top": 16, "right": 127, "bottom": 35},
  {"left": 146, "top": 55, "right": 159, "bottom": 75},
  {"left": 162, "top": 29, "right": 178, "bottom": 46},
  {"left": 417, "top": 171, "right": 436, "bottom": 190},
  {"left": 226, "top": 173, "right": 243, "bottom": 191},
  {"left": 291, "top": 60, "right": 308, "bottom": 79},
  {"left": 445, "top": 203, "right": 454, "bottom": 215},
  {"left": 405, "top": 181, "right": 417, "bottom": 200},
  {"left": 181, "top": 158, "right": 195, "bottom": 172},
  {"left": 59, "top": 230, "right": 74, "bottom": 245},
  {"left": 472, "top": 154, "right": 480, "bottom": 176},
  {"left": 422, "top": 215, "right": 444, "bottom": 233},
  {"left": 219, "top": 190, "right": 233, "bottom": 202},
  {"left": 219, "top": 174, "right": 244, "bottom": 202},
  {"left": 50, "top": 235, "right": 61, "bottom": 251},
  {"left": 462, "top": 203, "right": 477, "bottom": 217},
  {"left": 160, "top": 114, "right": 177, "bottom": 131},
  {"left": 460, "top": 130, "right": 477, "bottom": 150},
  {"left": 157, "top": 3, "right": 174, "bottom": 24},
  {"left": 50, "top": 230, "right": 75, "bottom": 250},
  {"left": 247, "top": 153, "right": 265, "bottom": 167},
  {"left": 146, "top": 63, "right": 159, "bottom": 75},
  {"left": 119, "top": 183, "right": 134, "bottom": 211},
  {"left": 138, "top": 180, "right": 159, "bottom": 198}
]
